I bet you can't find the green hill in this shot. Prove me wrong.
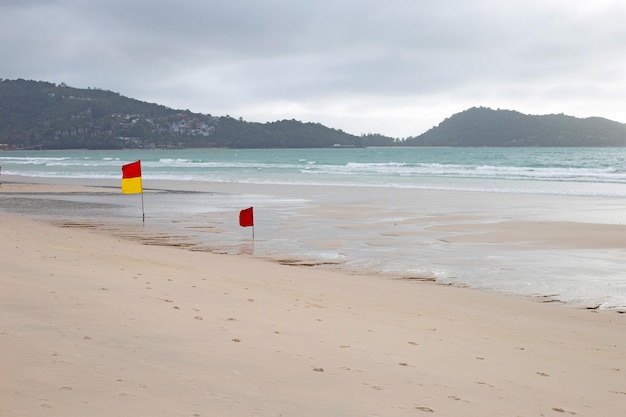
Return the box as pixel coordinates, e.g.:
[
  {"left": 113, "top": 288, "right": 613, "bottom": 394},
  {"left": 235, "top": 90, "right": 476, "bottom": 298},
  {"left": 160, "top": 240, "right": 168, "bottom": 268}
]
[
  {"left": 3, "top": 79, "right": 626, "bottom": 149},
  {"left": 0, "top": 79, "right": 397, "bottom": 149},
  {"left": 405, "top": 107, "right": 626, "bottom": 147}
]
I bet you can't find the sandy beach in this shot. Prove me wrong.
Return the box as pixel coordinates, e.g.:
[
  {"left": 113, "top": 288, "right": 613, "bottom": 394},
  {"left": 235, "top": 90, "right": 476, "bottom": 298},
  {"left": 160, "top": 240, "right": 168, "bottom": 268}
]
[{"left": 1, "top": 181, "right": 625, "bottom": 416}]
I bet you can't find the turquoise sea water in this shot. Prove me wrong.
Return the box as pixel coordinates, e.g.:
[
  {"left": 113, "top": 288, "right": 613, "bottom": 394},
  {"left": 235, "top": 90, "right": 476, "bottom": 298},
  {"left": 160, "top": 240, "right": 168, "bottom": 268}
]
[
  {"left": 3, "top": 147, "right": 626, "bottom": 196},
  {"left": 2, "top": 147, "right": 626, "bottom": 310}
]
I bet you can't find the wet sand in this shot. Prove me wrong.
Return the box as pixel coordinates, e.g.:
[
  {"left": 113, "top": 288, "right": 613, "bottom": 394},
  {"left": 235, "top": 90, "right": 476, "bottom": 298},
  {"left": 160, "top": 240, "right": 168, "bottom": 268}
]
[{"left": 2, "top": 176, "right": 626, "bottom": 308}]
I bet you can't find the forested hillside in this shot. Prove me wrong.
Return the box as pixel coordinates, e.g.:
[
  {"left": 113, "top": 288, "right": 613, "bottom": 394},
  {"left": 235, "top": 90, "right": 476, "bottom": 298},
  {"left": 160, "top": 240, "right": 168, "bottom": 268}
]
[
  {"left": 406, "top": 107, "right": 626, "bottom": 147},
  {"left": 0, "top": 79, "right": 396, "bottom": 149},
  {"left": 3, "top": 79, "right": 626, "bottom": 149}
]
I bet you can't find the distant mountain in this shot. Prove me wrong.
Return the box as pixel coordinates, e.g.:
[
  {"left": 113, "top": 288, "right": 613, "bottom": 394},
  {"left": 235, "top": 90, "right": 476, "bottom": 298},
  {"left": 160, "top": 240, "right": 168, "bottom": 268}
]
[
  {"left": 0, "top": 79, "right": 398, "bottom": 149},
  {"left": 3, "top": 79, "right": 626, "bottom": 149},
  {"left": 405, "top": 107, "right": 626, "bottom": 147}
]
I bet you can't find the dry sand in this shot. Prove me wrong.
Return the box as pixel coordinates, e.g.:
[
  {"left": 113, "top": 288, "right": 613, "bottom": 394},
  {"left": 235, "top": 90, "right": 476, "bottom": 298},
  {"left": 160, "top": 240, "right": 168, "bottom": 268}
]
[{"left": 1, "top": 184, "right": 626, "bottom": 416}]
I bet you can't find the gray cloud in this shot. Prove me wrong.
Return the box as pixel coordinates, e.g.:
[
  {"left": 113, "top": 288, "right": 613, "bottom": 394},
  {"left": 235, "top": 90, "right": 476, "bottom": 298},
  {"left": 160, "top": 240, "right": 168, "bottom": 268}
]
[{"left": 2, "top": 0, "right": 625, "bottom": 137}]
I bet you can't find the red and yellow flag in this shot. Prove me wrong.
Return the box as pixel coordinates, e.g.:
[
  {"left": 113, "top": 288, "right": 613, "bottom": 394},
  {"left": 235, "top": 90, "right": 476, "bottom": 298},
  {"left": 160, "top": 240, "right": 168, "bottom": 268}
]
[{"left": 121, "top": 160, "right": 142, "bottom": 194}]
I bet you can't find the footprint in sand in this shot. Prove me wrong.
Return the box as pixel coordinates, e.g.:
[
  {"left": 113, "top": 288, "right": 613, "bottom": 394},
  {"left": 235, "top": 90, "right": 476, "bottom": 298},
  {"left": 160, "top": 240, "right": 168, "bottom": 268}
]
[
  {"left": 39, "top": 401, "right": 53, "bottom": 409},
  {"left": 552, "top": 407, "right": 576, "bottom": 414}
]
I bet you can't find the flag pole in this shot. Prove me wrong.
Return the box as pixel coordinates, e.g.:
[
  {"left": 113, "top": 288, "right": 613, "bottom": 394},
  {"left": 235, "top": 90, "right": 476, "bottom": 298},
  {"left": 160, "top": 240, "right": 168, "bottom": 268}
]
[{"left": 141, "top": 192, "right": 145, "bottom": 223}]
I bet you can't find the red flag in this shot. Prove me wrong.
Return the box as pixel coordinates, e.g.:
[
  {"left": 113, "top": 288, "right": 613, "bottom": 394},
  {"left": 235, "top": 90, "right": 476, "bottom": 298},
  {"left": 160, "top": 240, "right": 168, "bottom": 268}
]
[
  {"left": 239, "top": 207, "right": 254, "bottom": 227},
  {"left": 122, "top": 160, "right": 141, "bottom": 178}
]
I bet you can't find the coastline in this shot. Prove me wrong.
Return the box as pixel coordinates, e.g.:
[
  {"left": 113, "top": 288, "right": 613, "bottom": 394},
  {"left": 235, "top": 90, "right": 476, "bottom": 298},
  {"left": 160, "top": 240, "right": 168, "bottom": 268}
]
[
  {"left": 2, "top": 174, "right": 626, "bottom": 309},
  {"left": 1, "top": 178, "right": 626, "bottom": 415}
]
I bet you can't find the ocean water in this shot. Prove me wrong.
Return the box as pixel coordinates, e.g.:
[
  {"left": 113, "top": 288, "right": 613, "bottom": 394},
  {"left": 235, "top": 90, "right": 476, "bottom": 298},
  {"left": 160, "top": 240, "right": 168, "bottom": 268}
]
[
  {"left": 2, "top": 147, "right": 626, "bottom": 310},
  {"left": 4, "top": 147, "right": 626, "bottom": 195}
]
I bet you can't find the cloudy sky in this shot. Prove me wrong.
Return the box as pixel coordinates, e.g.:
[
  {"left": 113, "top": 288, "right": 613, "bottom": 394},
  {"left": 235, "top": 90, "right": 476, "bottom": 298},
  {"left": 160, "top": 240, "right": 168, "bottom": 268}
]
[{"left": 2, "top": 0, "right": 625, "bottom": 138}]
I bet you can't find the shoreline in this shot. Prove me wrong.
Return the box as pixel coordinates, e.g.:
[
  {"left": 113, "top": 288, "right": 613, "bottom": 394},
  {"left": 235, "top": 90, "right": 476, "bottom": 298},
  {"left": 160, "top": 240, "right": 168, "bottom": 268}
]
[
  {"left": 2, "top": 175, "right": 626, "bottom": 311},
  {"left": 2, "top": 202, "right": 626, "bottom": 415}
]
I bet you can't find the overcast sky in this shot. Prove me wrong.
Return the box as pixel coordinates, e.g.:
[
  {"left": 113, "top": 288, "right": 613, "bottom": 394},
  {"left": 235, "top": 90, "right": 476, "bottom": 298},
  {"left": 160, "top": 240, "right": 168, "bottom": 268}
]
[{"left": 2, "top": 0, "right": 625, "bottom": 138}]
